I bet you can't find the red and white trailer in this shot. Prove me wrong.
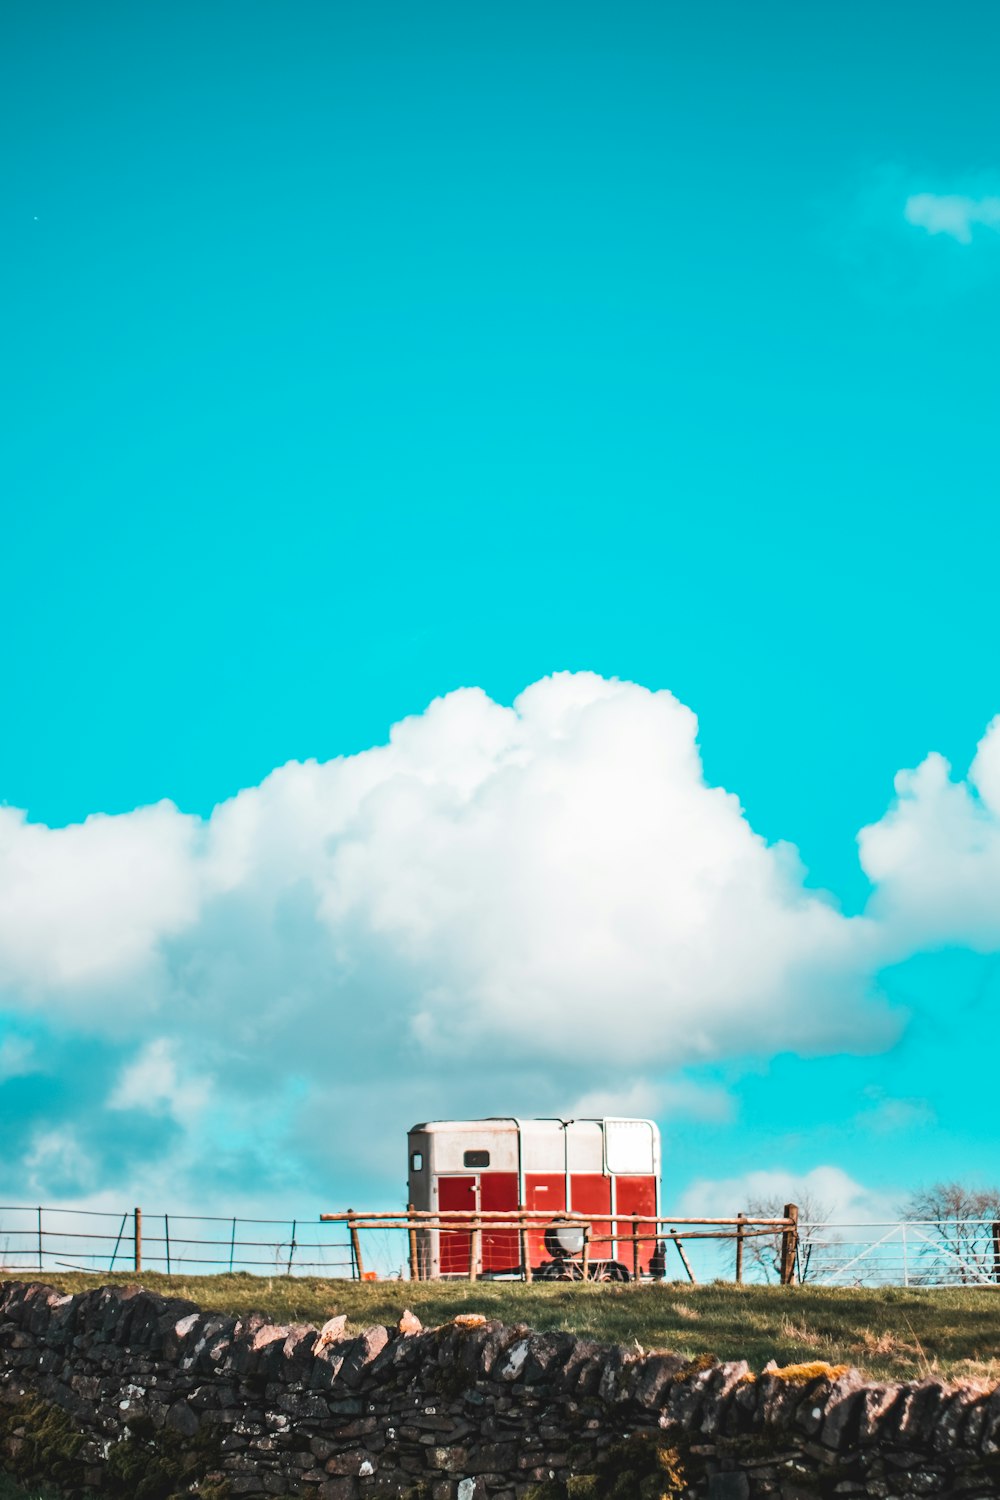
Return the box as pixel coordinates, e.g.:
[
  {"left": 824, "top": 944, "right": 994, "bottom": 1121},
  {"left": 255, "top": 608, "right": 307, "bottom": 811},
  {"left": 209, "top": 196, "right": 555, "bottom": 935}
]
[{"left": 407, "top": 1117, "right": 662, "bottom": 1280}]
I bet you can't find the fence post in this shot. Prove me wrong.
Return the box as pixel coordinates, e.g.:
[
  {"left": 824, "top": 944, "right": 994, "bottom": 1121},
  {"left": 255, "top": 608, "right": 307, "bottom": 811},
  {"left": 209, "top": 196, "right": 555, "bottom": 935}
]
[
  {"left": 229, "top": 1217, "right": 237, "bottom": 1273},
  {"left": 632, "top": 1215, "right": 641, "bottom": 1282},
  {"left": 134, "top": 1207, "right": 142, "bottom": 1273},
  {"left": 581, "top": 1222, "right": 590, "bottom": 1282},
  {"left": 993, "top": 1222, "right": 1000, "bottom": 1284},
  {"left": 407, "top": 1204, "right": 419, "bottom": 1282},
  {"left": 347, "top": 1211, "right": 365, "bottom": 1280},
  {"left": 735, "top": 1213, "right": 745, "bottom": 1284},
  {"left": 286, "top": 1220, "right": 297, "bottom": 1276},
  {"left": 37, "top": 1207, "right": 43, "bottom": 1271},
  {"left": 670, "top": 1230, "right": 697, "bottom": 1284},
  {"left": 521, "top": 1218, "right": 533, "bottom": 1283},
  {"left": 780, "top": 1203, "right": 799, "bottom": 1285},
  {"left": 109, "top": 1213, "right": 127, "bottom": 1271},
  {"left": 165, "top": 1214, "right": 171, "bottom": 1276},
  {"left": 469, "top": 1215, "right": 481, "bottom": 1282}
]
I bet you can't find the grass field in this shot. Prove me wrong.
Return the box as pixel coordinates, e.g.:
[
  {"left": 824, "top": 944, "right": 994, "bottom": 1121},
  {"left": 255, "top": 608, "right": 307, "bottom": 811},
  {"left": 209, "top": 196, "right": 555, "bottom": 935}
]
[{"left": 15, "top": 1272, "right": 1000, "bottom": 1386}]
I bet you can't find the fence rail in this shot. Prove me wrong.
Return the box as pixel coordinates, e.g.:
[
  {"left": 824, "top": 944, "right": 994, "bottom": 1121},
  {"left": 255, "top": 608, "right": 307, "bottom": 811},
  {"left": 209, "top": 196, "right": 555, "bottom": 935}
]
[
  {"left": 320, "top": 1205, "right": 802, "bottom": 1284},
  {"left": 5, "top": 1206, "right": 1000, "bottom": 1287}
]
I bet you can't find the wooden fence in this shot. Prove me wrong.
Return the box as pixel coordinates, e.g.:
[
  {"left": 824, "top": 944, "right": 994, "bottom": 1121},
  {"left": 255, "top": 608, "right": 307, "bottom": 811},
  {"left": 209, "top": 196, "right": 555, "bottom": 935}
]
[
  {"left": 318, "top": 1205, "right": 801, "bottom": 1285},
  {"left": 0, "top": 1203, "right": 799, "bottom": 1284}
]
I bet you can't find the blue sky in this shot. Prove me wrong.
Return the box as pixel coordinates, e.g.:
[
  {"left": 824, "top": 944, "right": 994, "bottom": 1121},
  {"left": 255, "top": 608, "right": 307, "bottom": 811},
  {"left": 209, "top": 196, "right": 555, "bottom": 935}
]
[{"left": 2, "top": 0, "right": 1000, "bottom": 1225}]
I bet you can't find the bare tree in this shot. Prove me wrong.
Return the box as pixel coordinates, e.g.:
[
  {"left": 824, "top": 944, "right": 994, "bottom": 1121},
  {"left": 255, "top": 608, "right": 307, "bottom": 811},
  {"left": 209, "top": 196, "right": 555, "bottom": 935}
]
[
  {"left": 744, "top": 1190, "right": 836, "bottom": 1284},
  {"left": 904, "top": 1183, "right": 1000, "bottom": 1285}
]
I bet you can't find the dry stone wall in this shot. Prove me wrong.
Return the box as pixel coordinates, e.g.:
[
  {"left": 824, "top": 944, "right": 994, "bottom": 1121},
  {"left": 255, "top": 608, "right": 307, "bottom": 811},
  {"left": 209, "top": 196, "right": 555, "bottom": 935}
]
[{"left": 1, "top": 1280, "right": 999, "bottom": 1499}]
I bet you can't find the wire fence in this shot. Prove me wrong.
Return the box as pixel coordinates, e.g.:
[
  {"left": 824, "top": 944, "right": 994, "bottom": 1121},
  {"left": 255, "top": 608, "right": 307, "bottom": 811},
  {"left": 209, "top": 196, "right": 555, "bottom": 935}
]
[
  {"left": 0, "top": 1206, "right": 356, "bottom": 1279},
  {"left": 4, "top": 1206, "right": 1000, "bottom": 1287}
]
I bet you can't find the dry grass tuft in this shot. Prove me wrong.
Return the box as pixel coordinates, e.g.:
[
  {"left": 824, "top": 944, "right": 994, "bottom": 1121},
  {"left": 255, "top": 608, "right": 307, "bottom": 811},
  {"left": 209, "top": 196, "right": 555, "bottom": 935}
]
[
  {"left": 777, "top": 1316, "right": 825, "bottom": 1349},
  {"left": 669, "top": 1302, "right": 701, "bottom": 1322}
]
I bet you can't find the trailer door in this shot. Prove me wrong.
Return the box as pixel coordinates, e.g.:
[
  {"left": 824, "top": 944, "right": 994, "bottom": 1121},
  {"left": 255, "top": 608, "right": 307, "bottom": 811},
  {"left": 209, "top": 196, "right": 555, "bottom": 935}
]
[
  {"left": 614, "top": 1175, "right": 657, "bottom": 1272},
  {"left": 569, "top": 1173, "right": 612, "bottom": 1267},
  {"left": 480, "top": 1171, "right": 519, "bottom": 1272},
  {"left": 438, "top": 1175, "right": 475, "bottom": 1275},
  {"left": 524, "top": 1174, "right": 565, "bottom": 1267}
]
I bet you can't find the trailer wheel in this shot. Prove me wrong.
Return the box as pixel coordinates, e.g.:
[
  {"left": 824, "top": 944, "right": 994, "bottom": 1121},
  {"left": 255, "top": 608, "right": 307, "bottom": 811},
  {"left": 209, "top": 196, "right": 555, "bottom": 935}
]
[
  {"left": 589, "top": 1261, "right": 630, "bottom": 1282},
  {"left": 534, "top": 1258, "right": 579, "bottom": 1281},
  {"left": 535, "top": 1258, "right": 632, "bottom": 1283}
]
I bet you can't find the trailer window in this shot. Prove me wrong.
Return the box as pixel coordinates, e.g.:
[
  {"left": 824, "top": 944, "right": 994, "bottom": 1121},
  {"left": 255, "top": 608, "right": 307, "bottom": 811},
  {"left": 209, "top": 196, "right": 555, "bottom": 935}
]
[
  {"left": 463, "top": 1150, "right": 490, "bottom": 1168},
  {"left": 605, "top": 1119, "right": 654, "bottom": 1174},
  {"left": 410, "top": 1152, "right": 424, "bottom": 1172}
]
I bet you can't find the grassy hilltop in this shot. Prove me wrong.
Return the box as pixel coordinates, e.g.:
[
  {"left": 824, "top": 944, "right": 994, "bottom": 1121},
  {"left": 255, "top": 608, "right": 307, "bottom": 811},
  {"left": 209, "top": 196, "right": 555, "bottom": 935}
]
[{"left": 19, "top": 1272, "right": 1000, "bottom": 1386}]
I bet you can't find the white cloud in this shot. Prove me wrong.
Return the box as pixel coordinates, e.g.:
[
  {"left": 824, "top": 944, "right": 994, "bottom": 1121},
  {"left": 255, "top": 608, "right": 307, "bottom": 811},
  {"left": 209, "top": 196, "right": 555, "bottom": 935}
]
[
  {"left": 570, "top": 1078, "right": 733, "bottom": 1124},
  {"left": 108, "top": 1038, "right": 211, "bottom": 1122},
  {"left": 24, "top": 1129, "right": 100, "bottom": 1199},
  {"left": 679, "top": 1165, "right": 898, "bottom": 1224},
  {"left": 0, "top": 674, "right": 894, "bottom": 1077},
  {"left": 0, "top": 801, "right": 202, "bottom": 991},
  {"left": 853, "top": 1092, "right": 936, "bottom": 1135},
  {"left": 904, "top": 192, "right": 1000, "bottom": 243},
  {"left": 858, "top": 715, "right": 1000, "bottom": 952},
  {"left": 0, "top": 1035, "right": 35, "bottom": 1083}
]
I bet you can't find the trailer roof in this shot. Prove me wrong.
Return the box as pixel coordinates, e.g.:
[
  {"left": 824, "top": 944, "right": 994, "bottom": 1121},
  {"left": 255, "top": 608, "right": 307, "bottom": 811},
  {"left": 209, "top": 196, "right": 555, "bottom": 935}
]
[{"left": 408, "top": 1116, "right": 659, "bottom": 1133}]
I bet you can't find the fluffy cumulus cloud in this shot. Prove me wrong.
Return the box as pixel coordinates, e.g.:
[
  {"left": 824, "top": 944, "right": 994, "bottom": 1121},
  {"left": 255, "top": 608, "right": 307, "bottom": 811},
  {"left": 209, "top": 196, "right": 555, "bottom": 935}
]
[
  {"left": 859, "top": 715, "right": 1000, "bottom": 952},
  {"left": 0, "top": 675, "right": 890, "bottom": 1065},
  {"left": 2, "top": 672, "right": 1000, "bottom": 1210},
  {"left": 904, "top": 192, "right": 1000, "bottom": 243},
  {"left": 0, "top": 800, "right": 201, "bottom": 992}
]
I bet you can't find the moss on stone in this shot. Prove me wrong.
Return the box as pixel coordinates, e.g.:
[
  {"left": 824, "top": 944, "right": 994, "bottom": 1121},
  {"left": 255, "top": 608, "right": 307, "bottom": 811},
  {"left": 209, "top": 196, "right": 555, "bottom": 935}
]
[
  {"left": 565, "top": 1475, "right": 600, "bottom": 1500},
  {"left": 0, "top": 1395, "right": 88, "bottom": 1495},
  {"left": 539, "top": 1433, "right": 691, "bottom": 1500},
  {"left": 670, "top": 1354, "right": 716, "bottom": 1384},
  {"left": 0, "top": 1393, "right": 230, "bottom": 1500},
  {"left": 522, "top": 1481, "right": 566, "bottom": 1500},
  {"left": 767, "top": 1361, "right": 849, "bottom": 1385}
]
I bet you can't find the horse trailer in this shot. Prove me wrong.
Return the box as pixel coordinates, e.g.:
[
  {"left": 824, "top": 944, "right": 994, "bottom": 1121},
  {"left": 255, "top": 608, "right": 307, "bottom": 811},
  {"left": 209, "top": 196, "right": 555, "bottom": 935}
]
[{"left": 407, "top": 1117, "right": 662, "bottom": 1280}]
